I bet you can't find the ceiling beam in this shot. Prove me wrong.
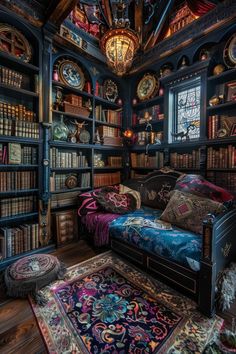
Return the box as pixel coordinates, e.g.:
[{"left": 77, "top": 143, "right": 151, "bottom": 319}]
[
  {"left": 135, "top": 0, "right": 143, "bottom": 46},
  {"left": 45, "top": 0, "right": 78, "bottom": 28},
  {"left": 144, "top": 0, "right": 175, "bottom": 51}
]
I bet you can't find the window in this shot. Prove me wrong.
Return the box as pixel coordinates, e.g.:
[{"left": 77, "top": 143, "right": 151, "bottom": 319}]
[{"left": 170, "top": 78, "right": 201, "bottom": 141}]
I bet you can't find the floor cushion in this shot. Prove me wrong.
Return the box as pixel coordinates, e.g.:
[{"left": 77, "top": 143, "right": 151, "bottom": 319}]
[{"left": 4, "top": 254, "right": 66, "bottom": 304}]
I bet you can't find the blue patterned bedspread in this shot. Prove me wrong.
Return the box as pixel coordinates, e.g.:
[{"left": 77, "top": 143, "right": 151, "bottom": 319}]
[{"left": 109, "top": 207, "right": 202, "bottom": 271}]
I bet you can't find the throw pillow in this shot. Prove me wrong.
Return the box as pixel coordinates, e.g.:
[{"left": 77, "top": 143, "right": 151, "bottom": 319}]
[
  {"left": 95, "top": 191, "right": 137, "bottom": 214},
  {"left": 175, "top": 174, "right": 235, "bottom": 203},
  {"left": 119, "top": 184, "right": 141, "bottom": 209},
  {"left": 160, "top": 190, "right": 225, "bottom": 234}
]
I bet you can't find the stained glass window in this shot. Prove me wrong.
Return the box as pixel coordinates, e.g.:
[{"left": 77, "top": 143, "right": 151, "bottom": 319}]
[{"left": 174, "top": 84, "right": 201, "bottom": 140}]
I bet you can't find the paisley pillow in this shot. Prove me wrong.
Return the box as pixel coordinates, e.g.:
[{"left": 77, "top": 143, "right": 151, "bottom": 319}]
[
  {"left": 175, "top": 174, "right": 235, "bottom": 203},
  {"left": 160, "top": 190, "right": 225, "bottom": 234},
  {"left": 95, "top": 191, "right": 137, "bottom": 214}
]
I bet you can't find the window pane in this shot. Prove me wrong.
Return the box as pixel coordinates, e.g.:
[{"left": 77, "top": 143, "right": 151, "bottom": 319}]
[{"left": 176, "top": 85, "right": 200, "bottom": 139}]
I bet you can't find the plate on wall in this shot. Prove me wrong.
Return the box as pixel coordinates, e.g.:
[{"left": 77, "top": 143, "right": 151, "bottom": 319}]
[
  {"left": 224, "top": 34, "right": 236, "bottom": 68},
  {"left": 137, "top": 73, "right": 159, "bottom": 101},
  {"left": 58, "top": 60, "right": 85, "bottom": 90}
]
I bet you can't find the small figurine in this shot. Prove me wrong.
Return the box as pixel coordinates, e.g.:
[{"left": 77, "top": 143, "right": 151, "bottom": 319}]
[{"left": 171, "top": 122, "right": 197, "bottom": 142}]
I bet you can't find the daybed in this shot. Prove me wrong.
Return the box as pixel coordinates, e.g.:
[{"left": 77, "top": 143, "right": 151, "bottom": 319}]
[{"left": 78, "top": 169, "right": 236, "bottom": 317}]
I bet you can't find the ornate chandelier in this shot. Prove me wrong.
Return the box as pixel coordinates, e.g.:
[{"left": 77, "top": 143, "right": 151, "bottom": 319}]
[{"left": 100, "top": 1, "right": 139, "bottom": 76}]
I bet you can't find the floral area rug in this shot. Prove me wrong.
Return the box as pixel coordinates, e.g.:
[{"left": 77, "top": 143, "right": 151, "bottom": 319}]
[{"left": 30, "top": 251, "right": 223, "bottom": 353}]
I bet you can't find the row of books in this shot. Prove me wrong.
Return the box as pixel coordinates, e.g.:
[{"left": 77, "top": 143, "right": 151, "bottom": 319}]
[
  {"left": 94, "top": 171, "right": 121, "bottom": 188},
  {"left": 208, "top": 115, "right": 236, "bottom": 139},
  {"left": 50, "top": 172, "right": 91, "bottom": 191},
  {"left": 0, "top": 144, "right": 38, "bottom": 165},
  {"left": 95, "top": 106, "right": 122, "bottom": 125},
  {"left": 0, "top": 118, "right": 39, "bottom": 138},
  {"left": 0, "top": 196, "right": 37, "bottom": 218},
  {"left": 98, "top": 125, "right": 120, "bottom": 138},
  {"left": 50, "top": 148, "right": 89, "bottom": 168},
  {"left": 107, "top": 156, "right": 122, "bottom": 167},
  {"left": 0, "top": 223, "right": 39, "bottom": 259},
  {"left": 135, "top": 131, "right": 163, "bottom": 145},
  {"left": 207, "top": 145, "right": 236, "bottom": 168},
  {"left": 207, "top": 172, "right": 236, "bottom": 193},
  {"left": 0, "top": 66, "right": 23, "bottom": 88},
  {"left": 0, "top": 171, "right": 36, "bottom": 191},
  {"left": 170, "top": 150, "right": 200, "bottom": 169},
  {"left": 132, "top": 105, "right": 164, "bottom": 125},
  {"left": 131, "top": 152, "right": 164, "bottom": 168},
  {"left": 130, "top": 171, "right": 146, "bottom": 179},
  {"left": 51, "top": 190, "right": 79, "bottom": 208},
  {"left": 0, "top": 101, "right": 36, "bottom": 121}
]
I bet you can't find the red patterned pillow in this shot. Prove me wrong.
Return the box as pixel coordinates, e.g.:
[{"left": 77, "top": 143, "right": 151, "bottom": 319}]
[
  {"left": 95, "top": 190, "right": 137, "bottom": 214},
  {"left": 175, "top": 174, "right": 235, "bottom": 203},
  {"left": 77, "top": 185, "right": 120, "bottom": 216}
]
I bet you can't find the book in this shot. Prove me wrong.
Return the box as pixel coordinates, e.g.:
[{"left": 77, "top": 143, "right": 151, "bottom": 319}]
[{"left": 8, "top": 143, "right": 21, "bottom": 164}]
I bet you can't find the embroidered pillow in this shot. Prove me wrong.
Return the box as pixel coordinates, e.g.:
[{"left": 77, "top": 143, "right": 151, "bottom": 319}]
[
  {"left": 77, "top": 189, "right": 102, "bottom": 217},
  {"left": 95, "top": 191, "right": 137, "bottom": 214},
  {"left": 77, "top": 185, "right": 120, "bottom": 216},
  {"left": 119, "top": 184, "right": 141, "bottom": 209},
  {"left": 175, "top": 174, "right": 235, "bottom": 203},
  {"left": 160, "top": 190, "right": 225, "bottom": 234}
]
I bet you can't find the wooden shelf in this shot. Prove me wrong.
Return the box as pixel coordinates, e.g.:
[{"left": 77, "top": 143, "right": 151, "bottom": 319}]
[
  {"left": 207, "top": 68, "right": 236, "bottom": 83},
  {"left": 51, "top": 167, "right": 91, "bottom": 172},
  {"left": 94, "top": 145, "right": 124, "bottom": 150},
  {"left": 52, "top": 109, "right": 93, "bottom": 123},
  {"left": 131, "top": 167, "right": 158, "bottom": 170},
  {"left": 207, "top": 168, "right": 236, "bottom": 171},
  {"left": 95, "top": 120, "right": 121, "bottom": 128},
  {"left": 50, "top": 141, "right": 93, "bottom": 149},
  {"left": 131, "top": 120, "right": 164, "bottom": 129},
  {"left": 0, "top": 136, "right": 40, "bottom": 145},
  {"left": 0, "top": 164, "right": 38, "bottom": 170},
  {"left": 0, "top": 212, "right": 38, "bottom": 226},
  {"left": 51, "top": 187, "right": 91, "bottom": 194},
  {"left": 206, "top": 101, "right": 236, "bottom": 112},
  {"left": 94, "top": 96, "right": 121, "bottom": 109},
  {"left": 94, "top": 166, "right": 123, "bottom": 170},
  {"left": 132, "top": 95, "right": 164, "bottom": 109},
  {"left": 130, "top": 144, "right": 164, "bottom": 151},
  {"left": 52, "top": 80, "right": 93, "bottom": 99},
  {"left": 0, "top": 83, "right": 39, "bottom": 98},
  {"left": 0, "top": 51, "right": 39, "bottom": 73},
  {"left": 0, "top": 189, "right": 39, "bottom": 197},
  {"left": 206, "top": 137, "right": 236, "bottom": 145}
]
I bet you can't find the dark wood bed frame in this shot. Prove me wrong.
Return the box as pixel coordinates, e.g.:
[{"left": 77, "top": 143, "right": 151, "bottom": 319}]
[{"left": 110, "top": 207, "right": 236, "bottom": 317}]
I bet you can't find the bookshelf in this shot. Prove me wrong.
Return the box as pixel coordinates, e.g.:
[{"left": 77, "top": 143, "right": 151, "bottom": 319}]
[{"left": 0, "top": 13, "right": 54, "bottom": 268}]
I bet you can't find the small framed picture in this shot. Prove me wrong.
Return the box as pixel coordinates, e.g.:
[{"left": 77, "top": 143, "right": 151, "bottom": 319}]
[
  {"left": 226, "top": 81, "right": 236, "bottom": 101},
  {"left": 230, "top": 122, "right": 236, "bottom": 136}
]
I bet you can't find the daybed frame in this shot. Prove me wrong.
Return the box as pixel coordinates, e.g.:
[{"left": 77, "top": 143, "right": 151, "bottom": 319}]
[{"left": 111, "top": 207, "right": 236, "bottom": 317}]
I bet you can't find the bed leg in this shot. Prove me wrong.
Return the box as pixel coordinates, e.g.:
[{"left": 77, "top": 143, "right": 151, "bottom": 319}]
[{"left": 198, "top": 260, "right": 216, "bottom": 317}]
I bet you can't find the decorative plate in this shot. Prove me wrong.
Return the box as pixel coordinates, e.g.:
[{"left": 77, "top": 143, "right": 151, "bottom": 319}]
[
  {"left": 58, "top": 60, "right": 85, "bottom": 90},
  {"left": 79, "top": 129, "right": 90, "bottom": 144},
  {"left": 0, "top": 24, "right": 32, "bottom": 62},
  {"left": 65, "top": 175, "right": 78, "bottom": 189},
  {"left": 103, "top": 79, "right": 118, "bottom": 102},
  {"left": 224, "top": 34, "right": 236, "bottom": 68},
  {"left": 137, "top": 73, "right": 159, "bottom": 101}
]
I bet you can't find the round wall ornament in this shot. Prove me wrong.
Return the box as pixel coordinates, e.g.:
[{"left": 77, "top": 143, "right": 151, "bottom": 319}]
[
  {"left": 137, "top": 73, "right": 159, "bottom": 101},
  {"left": 65, "top": 175, "right": 78, "bottom": 189},
  {"left": 224, "top": 34, "right": 236, "bottom": 68},
  {"left": 58, "top": 59, "right": 85, "bottom": 90},
  {"left": 103, "top": 79, "right": 118, "bottom": 102}
]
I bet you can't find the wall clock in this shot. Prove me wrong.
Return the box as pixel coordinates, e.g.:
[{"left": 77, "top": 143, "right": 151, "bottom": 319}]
[
  {"left": 65, "top": 175, "right": 78, "bottom": 189},
  {"left": 137, "top": 73, "right": 159, "bottom": 101},
  {"left": 0, "top": 24, "right": 32, "bottom": 62},
  {"left": 58, "top": 59, "right": 85, "bottom": 90},
  {"left": 78, "top": 128, "right": 90, "bottom": 144},
  {"left": 223, "top": 34, "right": 236, "bottom": 68},
  {"left": 103, "top": 79, "right": 118, "bottom": 102}
]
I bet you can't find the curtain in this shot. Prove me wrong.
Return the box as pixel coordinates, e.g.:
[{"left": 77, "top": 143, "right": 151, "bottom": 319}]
[{"left": 186, "top": 0, "right": 216, "bottom": 16}]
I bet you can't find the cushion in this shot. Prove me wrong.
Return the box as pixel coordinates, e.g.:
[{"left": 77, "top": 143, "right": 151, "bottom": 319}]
[
  {"left": 119, "top": 184, "right": 141, "bottom": 209},
  {"left": 4, "top": 254, "right": 66, "bottom": 304},
  {"left": 175, "top": 174, "right": 235, "bottom": 203},
  {"left": 160, "top": 190, "right": 225, "bottom": 234},
  {"left": 95, "top": 190, "right": 137, "bottom": 214},
  {"left": 77, "top": 189, "right": 102, "bottom": 217}
]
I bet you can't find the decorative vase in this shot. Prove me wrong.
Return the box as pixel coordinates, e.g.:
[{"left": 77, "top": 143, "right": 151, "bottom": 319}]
[{"left": 53, "top": 115, "right": 69, "bottom": 141}]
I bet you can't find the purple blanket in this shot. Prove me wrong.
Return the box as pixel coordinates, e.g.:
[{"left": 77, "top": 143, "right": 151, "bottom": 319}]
[{"left": 81, "top": 212, "right": 120, "bottom": 247}]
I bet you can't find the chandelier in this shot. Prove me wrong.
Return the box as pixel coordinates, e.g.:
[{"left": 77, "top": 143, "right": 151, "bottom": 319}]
[{"left": 100, "top": 2, "right": 139, "bottom": 76}]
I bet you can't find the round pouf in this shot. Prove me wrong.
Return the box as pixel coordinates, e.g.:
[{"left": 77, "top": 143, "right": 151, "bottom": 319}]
[{"left": 4, "top": 254, "right": 67, "bottom": 304}]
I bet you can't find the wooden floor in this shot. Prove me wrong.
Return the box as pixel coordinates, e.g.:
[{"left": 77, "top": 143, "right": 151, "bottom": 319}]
[{"left": 0, "top": 239, "right": 235, "bottom": 354}]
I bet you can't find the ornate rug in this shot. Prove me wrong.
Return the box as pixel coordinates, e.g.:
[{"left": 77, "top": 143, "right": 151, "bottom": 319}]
[{"left": 30, "top": 251, "right": 223, "bottom": 353}]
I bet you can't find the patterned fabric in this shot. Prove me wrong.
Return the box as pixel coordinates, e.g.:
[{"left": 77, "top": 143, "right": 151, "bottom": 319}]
[
  {"left": 95, "top": 190, "right": 137, "bottom": 214},
  {"left": 81, "top": 212, "right": 120, "bottom": 246},
  {"left": 109, "top": 207, "right": 202, "bottom": 270},
  {"left": 4, "top": 254, "right": 66, "bottom": 301},
  {"left": 119, "top": 184, "right": 141, "bottom": 209},
  {"left": 30, "top": 252, "right": 223, "bottom": 354},
  {"left": 175, "top": 174, "right": 235, "bottom": 203},
  {"left": 160, "top": 190, "right": 225, "bottom": 234}
]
